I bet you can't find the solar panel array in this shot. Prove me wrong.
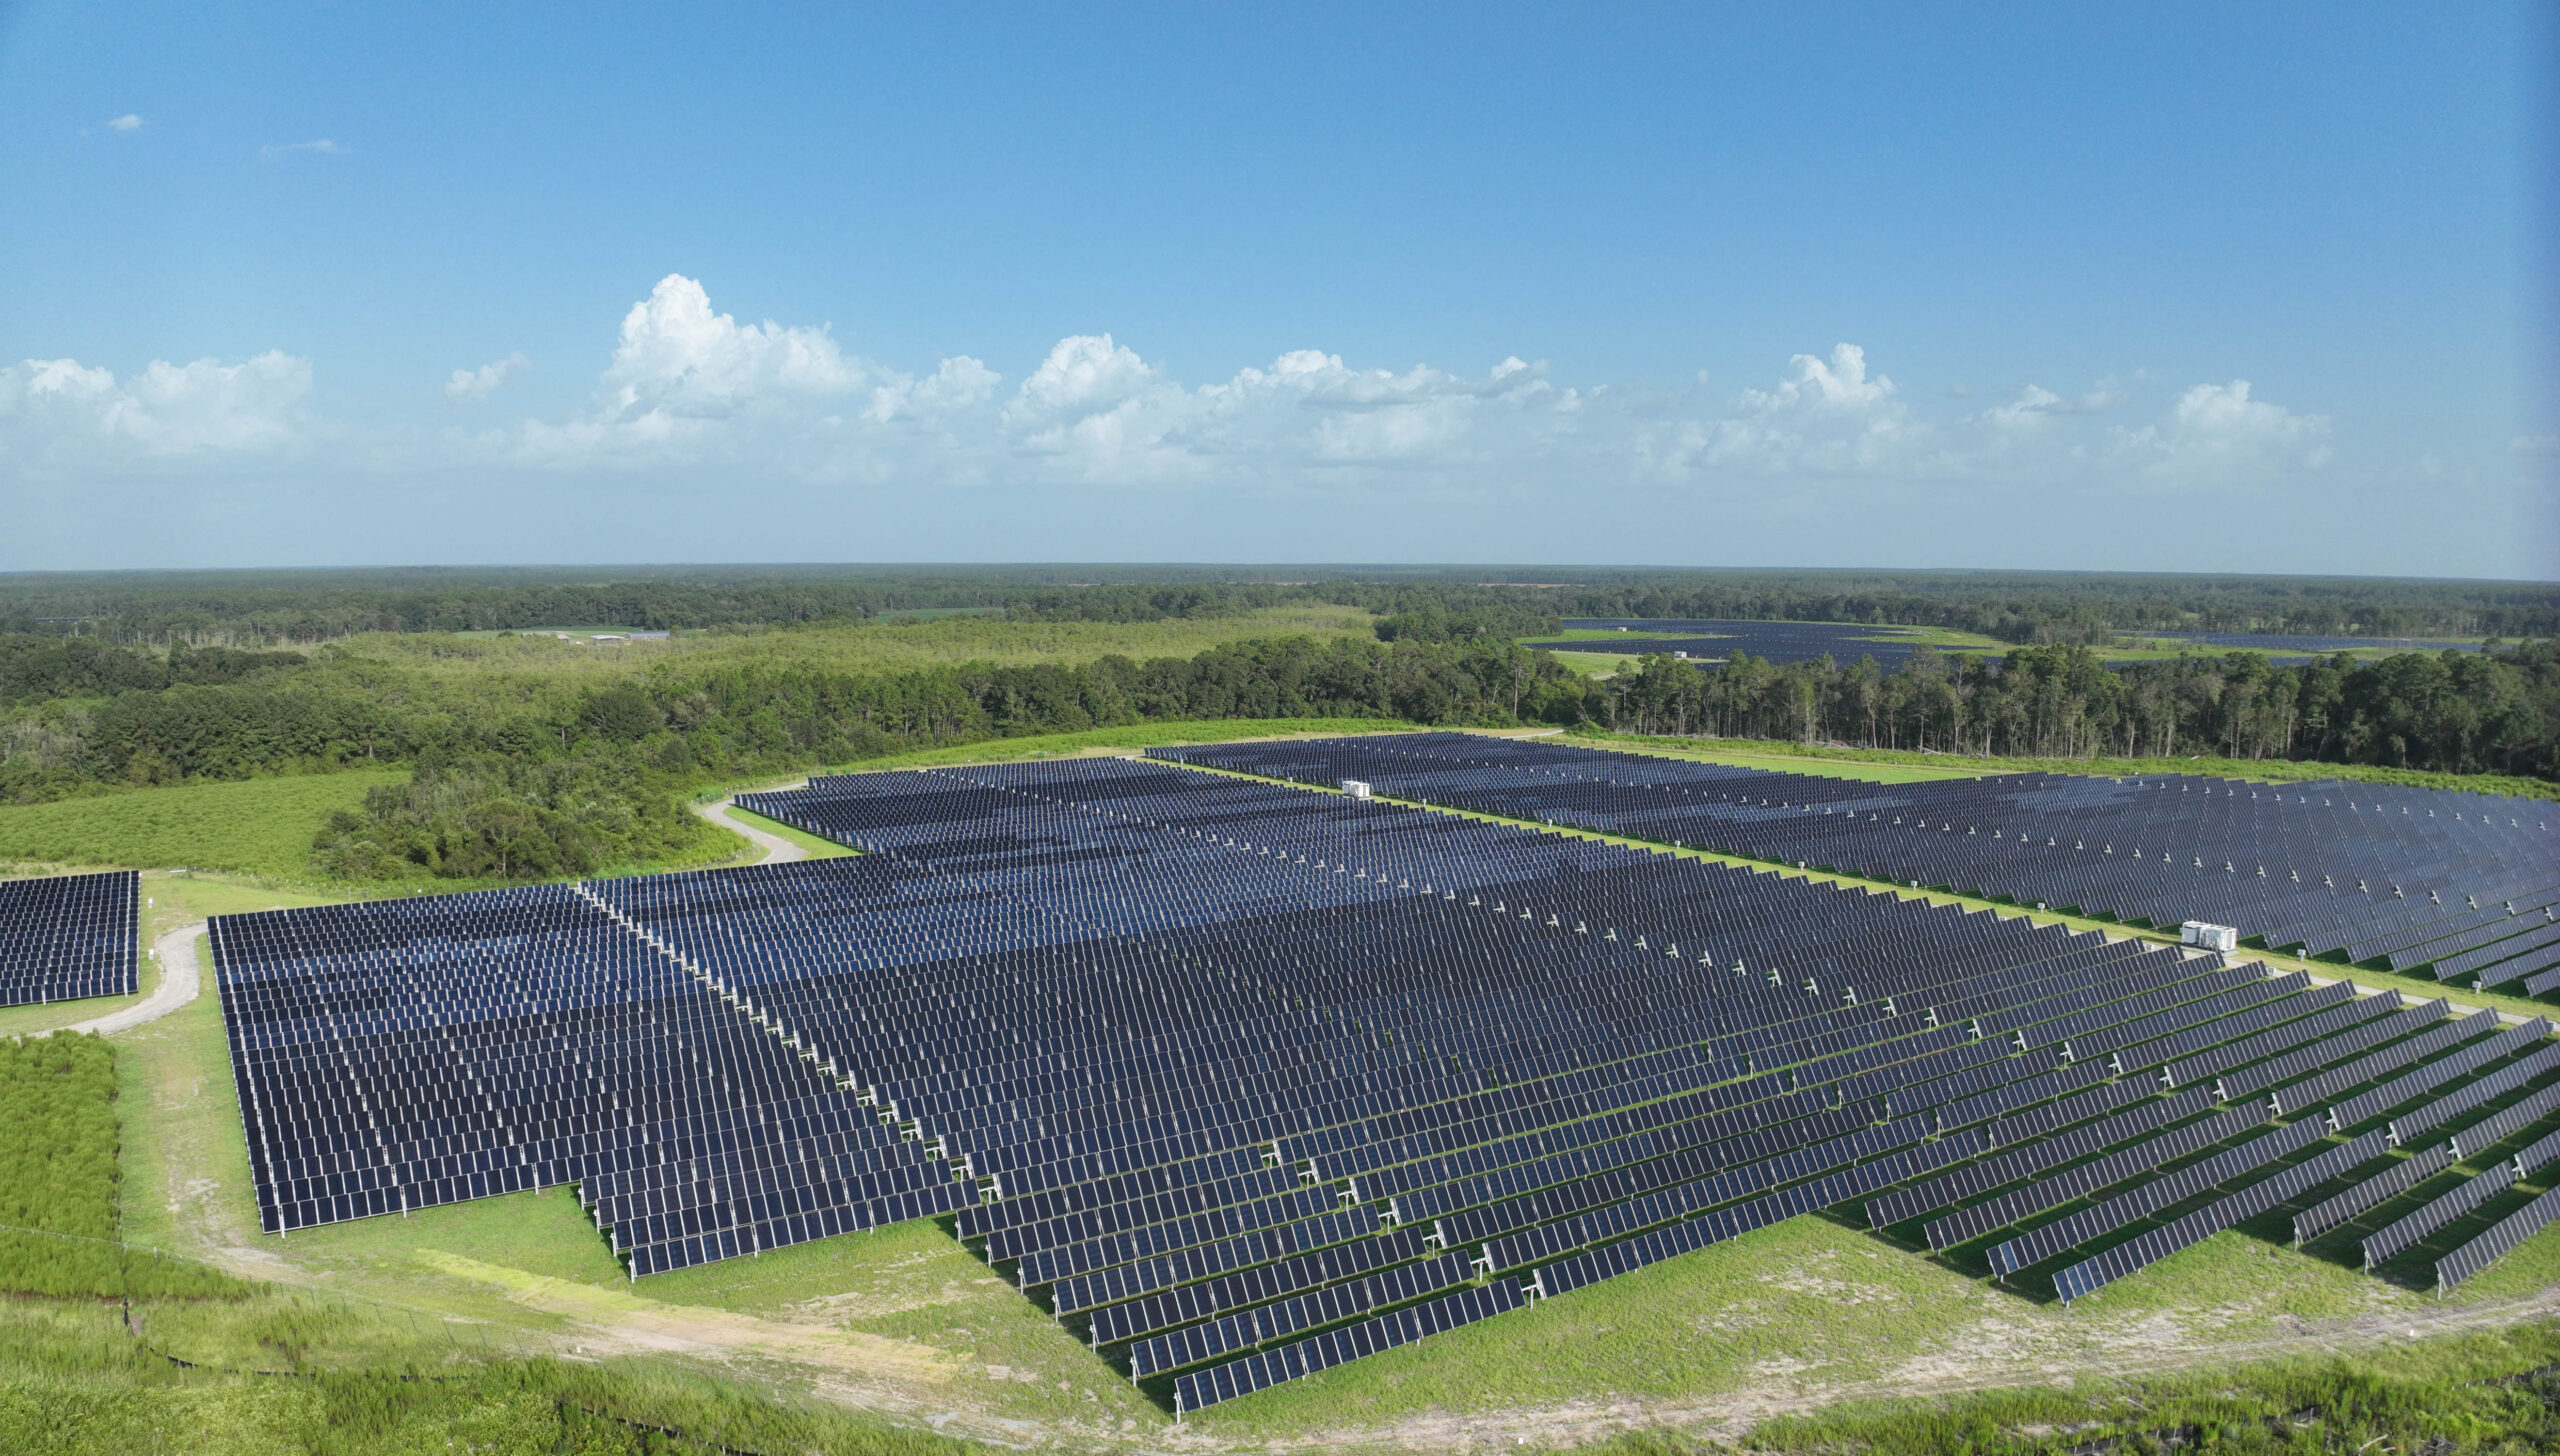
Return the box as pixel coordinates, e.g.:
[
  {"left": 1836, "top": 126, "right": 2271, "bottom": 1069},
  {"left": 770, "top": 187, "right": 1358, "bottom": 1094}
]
[
  {"left": 208, "top": 742, "right": 2560, "bottom": 1412},
  {"left": 1536, "top": 619, "right": 1945, "bottom": 671},
  {"left": 0, "top": 869, "right": 139, "bottom": 1008},
  {"left": 1153, "top": 733, "right": 2560, "bottom": 990},
  {"left": 2142, "top": 631, "right": 2482, "bottom": 655},
  {"left": 1536, "top": 621, "right": 2485, "bottom": 673}
]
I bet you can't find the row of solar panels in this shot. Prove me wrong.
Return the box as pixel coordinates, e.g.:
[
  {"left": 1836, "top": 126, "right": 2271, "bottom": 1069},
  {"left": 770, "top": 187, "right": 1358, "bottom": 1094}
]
[
  {"left": 1538, "top": 620, "right": 2485, "bottom": 669},
  {"left": 1151, "top": 735, "right": 2558, "bottom": 992},
  {"left": 0, "top": 869, "right": 139, "bottom": 1008}
]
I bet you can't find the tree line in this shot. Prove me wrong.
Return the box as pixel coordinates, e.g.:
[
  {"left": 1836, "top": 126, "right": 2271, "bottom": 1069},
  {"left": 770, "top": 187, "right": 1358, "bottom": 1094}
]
[
  {"left": 1597, "top": 640, "right": 2559, "bottom": 780},
  {"left": 7, "top": 567, "right": 2546, "bottom": 647}
]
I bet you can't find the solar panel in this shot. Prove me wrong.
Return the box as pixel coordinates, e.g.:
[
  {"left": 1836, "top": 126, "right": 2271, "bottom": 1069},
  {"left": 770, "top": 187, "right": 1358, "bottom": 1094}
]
[
  {"left": 2363, "top": 1163, "right": 2517, "bottom": 1269},
  {"left": 2053, "top": 1130, "right": 2392, "bottom": 1302},
  {"left": 2436, "top": 1187, "right": 2560, "bottom": 1295},
  {"left": 2292, "top": 1143, "right": 2457, "bottom": 1246}
]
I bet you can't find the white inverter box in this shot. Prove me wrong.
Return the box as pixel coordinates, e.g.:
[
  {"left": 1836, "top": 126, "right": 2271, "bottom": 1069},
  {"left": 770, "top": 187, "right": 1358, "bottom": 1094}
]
[
  {"left": 1341, "top": 779, "right": 1372, "bottom": 800},
  {"left": 2180, "top": 921, "right": 2238, "bottom": 952}
]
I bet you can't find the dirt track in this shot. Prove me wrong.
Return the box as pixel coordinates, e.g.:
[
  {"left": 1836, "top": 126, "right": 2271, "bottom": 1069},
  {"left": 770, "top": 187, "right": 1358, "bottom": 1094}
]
[
  {"left": 33, "top": 921, "right": 205, "bottom": 1040},
  {"left": 696, "top": 796, "right": 809, "bottom": 863}
]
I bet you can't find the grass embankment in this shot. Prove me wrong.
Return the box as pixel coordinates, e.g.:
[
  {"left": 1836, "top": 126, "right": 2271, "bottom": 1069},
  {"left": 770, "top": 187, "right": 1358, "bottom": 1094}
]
[{"left": 1712, "top": 1326, "right": 2560, "bottom": 1455}]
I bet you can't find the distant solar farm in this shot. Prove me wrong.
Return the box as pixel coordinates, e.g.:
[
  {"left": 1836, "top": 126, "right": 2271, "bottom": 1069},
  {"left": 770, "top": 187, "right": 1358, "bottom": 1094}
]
[
  {"left": 207, "top": 737, "right": 2560, "bottom": 1414},
  {"left": 1531, "top": 618, "right": 1946, "bottom": 669},
  {"left": 1529, "top": 619, "right": 2486, "bottom": 669}
]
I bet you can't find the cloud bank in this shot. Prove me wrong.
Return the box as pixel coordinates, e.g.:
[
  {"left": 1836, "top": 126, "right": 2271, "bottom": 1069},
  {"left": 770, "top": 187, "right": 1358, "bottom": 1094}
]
[{"left": 1, "top": 273, "right": 2338, "bottom": 504}]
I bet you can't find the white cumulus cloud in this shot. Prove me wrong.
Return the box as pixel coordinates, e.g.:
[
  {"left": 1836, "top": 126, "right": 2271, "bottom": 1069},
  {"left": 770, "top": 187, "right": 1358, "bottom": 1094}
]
[
  {"left": 1658, "top": 343, "right": 1917, "bottom": 475},
  {"left": 107, "top": 114, "right": 143, "bottom": 132},
  {"left": 2113, "top": 379, "right": 2331, "bottom": 481},
  {"left": 0, "top": 352, "right": 311, "bottom": 465},
  {"left": 601, "top": 274, "right": 862, "bottom": 421},
  {"left": 444, "top": 353, "right": 529, "bottom": 404}
]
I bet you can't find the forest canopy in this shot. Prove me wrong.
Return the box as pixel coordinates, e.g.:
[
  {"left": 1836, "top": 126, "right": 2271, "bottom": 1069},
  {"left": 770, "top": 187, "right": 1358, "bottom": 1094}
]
[{"left": 0, "top": 568, "right": 2550, "bottom": 882}]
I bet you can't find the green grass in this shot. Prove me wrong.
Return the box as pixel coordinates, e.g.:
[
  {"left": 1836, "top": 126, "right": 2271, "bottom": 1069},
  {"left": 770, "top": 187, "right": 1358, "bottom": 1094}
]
[
  {"left": 0, "top": 973, "right": 155, "bottom": 1042},
  {"left": 0, "top": 772, "right": 405, "bottom": 880},
  {"left": 1184, "top": 1208, "right": 2533, "bottom": 1438},
  {"left": 0, "top": 1293, "right": 984, "bottom": 1455},
  {"left": 1730, "top": 1324, "right": 2560, "bottom": 1456},
  {"left": 715, "top": 805, "right": 857, "bottom": 861},
  {"left": 332, "top": 604, "right": 1373, "bottom": 687},
  {"left": 1548, "top": 651, "right": 1644, "bottom": 678}
]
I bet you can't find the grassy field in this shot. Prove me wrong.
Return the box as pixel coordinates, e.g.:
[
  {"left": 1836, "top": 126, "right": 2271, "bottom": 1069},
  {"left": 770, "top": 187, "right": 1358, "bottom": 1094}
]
[
  {"left": 335, "top": 604, "right": 1373, "bottom": 685},
  {"left": 0, "top": 1027, "right": 977, "bottom": 1453},
  {"left": 0, "top": 771, "right": 405, "bottom": 881},
  {"left": 1550, "top": 651, "right": 1645, "bottom": 679}
]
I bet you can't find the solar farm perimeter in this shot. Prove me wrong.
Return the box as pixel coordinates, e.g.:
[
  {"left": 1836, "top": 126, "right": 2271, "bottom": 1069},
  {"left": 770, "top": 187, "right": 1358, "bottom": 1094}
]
[{"left": 207, "top": 735, "right": 2560, "bottom": 1417}]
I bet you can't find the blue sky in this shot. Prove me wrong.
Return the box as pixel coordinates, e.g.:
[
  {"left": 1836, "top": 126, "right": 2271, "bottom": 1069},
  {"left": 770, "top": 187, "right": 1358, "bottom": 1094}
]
[{"left": 0, "top": 2, "right": 2549, "bottom": 575}]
